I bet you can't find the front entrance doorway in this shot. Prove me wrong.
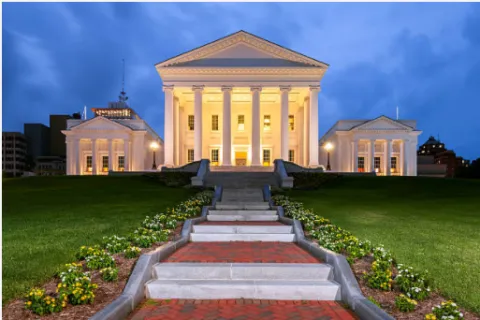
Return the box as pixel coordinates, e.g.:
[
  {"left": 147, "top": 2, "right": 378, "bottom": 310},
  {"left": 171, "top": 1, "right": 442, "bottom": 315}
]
[{"left": 235, "top": 151, "right": 247, "bottom": 166}]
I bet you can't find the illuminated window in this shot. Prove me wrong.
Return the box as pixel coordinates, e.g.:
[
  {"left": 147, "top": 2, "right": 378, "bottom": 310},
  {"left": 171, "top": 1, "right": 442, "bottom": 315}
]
[
  {"left": 187, "top": 149, "right": 194, "bottom": 163},
  {"left": 102, "top": 156, "right": 109, "bottom": 172},
  {"left": 86, "top": 156, "right": 92, "bottom": 172},
  {"left": 237, "top": 115, "right": 245, "bottom": 131},
  {"left": 188, "top": 115, "right": 194, "bottom": 131},
  {"left": 212, "top": 115, "right": 219, "bottom": 131},
  {"left": 288, "top": 150, "right": 295, "bottom": 162},
  {"left": 264, "top": 115, "right": 271, "bottom": 131},
  {"left": 263, "top": 149, "right": 271, "bottom": 166},
  {"left": 374, "top": 157, "right": 381, "bottom": 172},
  {"left": 211, "top": 149, "right": 219, "bottom": 165},
  {"left": 422, "top": 150, "right": 425, "bottom": 153},
  {"left": 391, "top": 157, "right": 397, "bottom": 173},
  {"left": 118, "top": 156, "right": 125, "bottom": 171},
  {"left": 289, "top": 115, "right": 295, "bottom": 131},
  {"left": 358, "top": 157, "right": 365, "bottom": 172}
]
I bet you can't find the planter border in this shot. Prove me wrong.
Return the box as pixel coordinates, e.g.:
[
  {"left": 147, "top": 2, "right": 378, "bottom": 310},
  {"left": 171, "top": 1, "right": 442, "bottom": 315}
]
[
  {"left": 269, "top": 189, "right": 393, "bottom": 320},
  {"left": 89, "top": 188, "right": 222, "bottom": 320}
]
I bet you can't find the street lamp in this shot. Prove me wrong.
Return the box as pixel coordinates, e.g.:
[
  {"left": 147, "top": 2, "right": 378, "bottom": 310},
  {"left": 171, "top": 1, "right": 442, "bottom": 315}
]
[
  {"left": 324, "top": 142, "right": 333, "bottom": 171},
  {"left": 150, "top": 141, "right": 159, "bottom": 170}
]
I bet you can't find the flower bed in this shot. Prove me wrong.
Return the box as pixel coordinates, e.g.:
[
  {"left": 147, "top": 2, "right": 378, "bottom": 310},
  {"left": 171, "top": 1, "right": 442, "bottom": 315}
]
[
  {"left": 272, "top": 195, "right": 477, "bottom": 320},
  {"left": 4, "top": 190, "right": 213, "bottom": 320}
]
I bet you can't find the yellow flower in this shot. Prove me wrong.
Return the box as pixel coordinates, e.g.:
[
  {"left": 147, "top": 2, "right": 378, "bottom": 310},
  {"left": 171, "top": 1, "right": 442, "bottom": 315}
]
[{"left": 27, "top": 301, "right": 32, "bottom": 306}]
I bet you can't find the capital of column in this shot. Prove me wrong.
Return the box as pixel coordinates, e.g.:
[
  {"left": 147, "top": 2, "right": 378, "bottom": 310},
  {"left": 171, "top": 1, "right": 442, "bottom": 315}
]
[
  {"left": 192, "top": 85, "right": 205, "bottom": 92},
  {"left": 250, "top": 86, "right": 262, "bottom": 93},
  {"left": 163, "top": 85, "right": 174, "bottom": 92},
  {"left": 309, "top": 85, "right": 321, "bottom": 92},
  {"left": 279, "top": 85, "right": 291, "bottom": 92},
  {"left": 221, "top": 86, "right": 233, "bottom": 92}
]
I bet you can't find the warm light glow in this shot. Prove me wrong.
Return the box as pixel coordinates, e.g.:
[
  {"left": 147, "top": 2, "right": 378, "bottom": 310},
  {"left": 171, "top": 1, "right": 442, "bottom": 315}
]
[
  {"left": 324, "top": 142, "right": 333, "bottom": 151},
  {"left": 150, "top": 141, "right": 159, "bottom": 151},
  {"left": 375, "top": 168, "right": 379, "bottom": 173}
]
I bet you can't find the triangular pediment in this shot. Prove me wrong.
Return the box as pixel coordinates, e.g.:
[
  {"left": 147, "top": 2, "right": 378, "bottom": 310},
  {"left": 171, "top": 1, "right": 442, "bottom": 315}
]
[
  {"left": 156, "top": 30, "right": 328, "bottom": 69},
  {"left": 70, "top": 116, "right": 131, "bottom": 131},
  {"left": 352, "top": 116, "right": 413, "bottom": 131}
]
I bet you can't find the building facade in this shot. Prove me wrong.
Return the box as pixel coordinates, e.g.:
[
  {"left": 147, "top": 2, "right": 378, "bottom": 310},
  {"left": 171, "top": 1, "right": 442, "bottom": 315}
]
[
  {"left": 156, "top": 30, "right": 327, "bottom": 168},
  {"left": 318, "top": 116, "right": 422, "bottom": 176},
  {"left": 62, "top": 101, "right": 163, "bottom": 175},
  {"left": 24, "top": 123, "right": 51, "bottom": 160},
  {"left": 50, "top": 114, "right": 72, "bottom": 157},
  {"left": 2, "top": 132, "right": 28, "bottom": 176}
]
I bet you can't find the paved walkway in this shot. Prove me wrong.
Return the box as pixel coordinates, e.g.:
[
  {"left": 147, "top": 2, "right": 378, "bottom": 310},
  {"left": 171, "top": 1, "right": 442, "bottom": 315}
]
[
  {"left": 163, "top": 242, "right": 320, "bottom": 263},
  {"left": 129, "top": 299, "right": 357, "bottom": 320}
]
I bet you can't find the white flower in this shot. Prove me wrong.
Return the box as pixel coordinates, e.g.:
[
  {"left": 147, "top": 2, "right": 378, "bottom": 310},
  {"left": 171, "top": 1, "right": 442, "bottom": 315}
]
[{"left": 451, "top": 303, "right": 456, "bottom": 307}]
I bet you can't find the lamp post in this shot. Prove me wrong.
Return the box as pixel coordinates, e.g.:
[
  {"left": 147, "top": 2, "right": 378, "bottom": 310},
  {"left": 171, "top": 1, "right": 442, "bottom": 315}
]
[
  {"left": 324, "top": 142, "right": 333, "bottom": 171},
  {"left": 150, "top": 141, "right": 159, "bottom": 170}
]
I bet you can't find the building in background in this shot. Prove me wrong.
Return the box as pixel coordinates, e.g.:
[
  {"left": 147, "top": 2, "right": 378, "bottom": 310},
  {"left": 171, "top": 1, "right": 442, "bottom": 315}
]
[
  {"left": 2, "top": 132, "right": 27, "bottom": 177},
  {"left": 50, "top": 114, "right": 72, "bottom": 157},
  {"left": 24, "top": 123, "right": 50, "bottom": 160},
  {"left": 35, "top": 156, "right": 67, "bottom": 175}
]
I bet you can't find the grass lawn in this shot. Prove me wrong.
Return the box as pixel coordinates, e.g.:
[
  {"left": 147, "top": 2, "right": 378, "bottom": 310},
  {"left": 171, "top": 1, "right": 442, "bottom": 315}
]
[
  {"left": 2, "top": 175, "right": 196, "bottom": 304},
  {"left": 289, "top": 176, "right": 480, "bottom": 313}
]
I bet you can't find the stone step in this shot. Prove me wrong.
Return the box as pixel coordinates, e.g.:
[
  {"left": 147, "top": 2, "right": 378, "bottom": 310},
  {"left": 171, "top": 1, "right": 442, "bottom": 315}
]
[
  {"left": 207, "top": 215, "right": 278, "bottom": 222},
  {"left": 191, "top": 233, "right": 295, "bottom": 242},
  {"left": 215, "top": 203, "right": 270, "bottom": 210},
  {"left": 152, "top": 263, "right": 333, "bottom": 281},
  {"left": 193, "top": 225, "right": 292, "bottom": 234},
  {"left": 208, "top": 210, "right": 277, "bottom": 215},
  {"left": 146, "top": 279, "right": 341, "bottom": 300}
]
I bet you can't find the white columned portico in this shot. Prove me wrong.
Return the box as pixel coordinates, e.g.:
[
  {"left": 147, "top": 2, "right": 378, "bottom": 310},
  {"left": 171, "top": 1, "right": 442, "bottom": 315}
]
[
  {"left": 193, "top": 85, "right": 204, "bottom": 161},
  {"left": 222, "top": 86, "right": 233, "bottom": 166},
  {"left": 108, "top": 139, "right": 113, "bottom": 171},
  {"left": 369, "top": 139, "right": 375, "bottom": 172},
  {"left": 92, "top": 139, "right": 98, "bottom": 175},
  {"left": 353, "top": 139, "right": 359, "bottom": 172},
  {"left": 124, "top": 139, "right": 130, "bottom": 171},
  {"left": 309, "top": 86, "right": 320, "bottom": 167},
  {"left": 386, "top": 139, "right": 392, "bottom": 176},
  {"left": 163, "top": 85, "right": 174, "bottom": 166},
  {"left": 74, "top": 138, "right": 80, "bottom": 175},
  {"left": 251, "top": 86, "right": 262, "bottom": 166},
  {"left": 280, "top": 86, "right": 291, "bottom": 161}
]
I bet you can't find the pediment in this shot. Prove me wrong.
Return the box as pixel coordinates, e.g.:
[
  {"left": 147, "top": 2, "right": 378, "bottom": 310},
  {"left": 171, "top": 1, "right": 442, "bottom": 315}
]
[
  {"left": 70, "top": 117, "right": 131, "bottom": 131},
  {"left": 352, "top": 116, "right": 413, "bottom": 131},
  {"left": 156, "top": 30, "right": 328, "bottom": 69}
]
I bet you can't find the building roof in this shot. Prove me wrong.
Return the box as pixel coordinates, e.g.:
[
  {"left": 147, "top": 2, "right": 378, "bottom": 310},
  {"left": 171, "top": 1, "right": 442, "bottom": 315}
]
[{"left": 422, "top": 136, "right": 441, "bottom": 145}]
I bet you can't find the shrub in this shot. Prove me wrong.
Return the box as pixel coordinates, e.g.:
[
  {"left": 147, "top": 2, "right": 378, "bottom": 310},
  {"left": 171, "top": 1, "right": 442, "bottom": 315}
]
[
  {"left": 157, "top": 172, "right": 196, "bottom": 187},
  {"left": 76, "top": 245, "right": 102, "bottom": 260},
  {"left": 395, "top": 264, "right": 431, "bottom": 300},
  {"left": 102, "top": 235, "right": 131, "bottom": 254},
  {"left": 288, "top": 172, "right": 340, "bottom": 189},
  {"left": 85, "top": 251, "right": 116, "bottom": 270},
  {"left": 58, "top": 275, "right": 98, "bottom": 306},
  {"left": 129, "top": 228, "right": 170, "bottom": 248},
  {"left": 100, "top": 267, "right": 118, "bottom": 282},
  {"left": 395, "top": 294, "right": 417, "bottom": 312},
  {"left": 57, "top": 262, "right": 85, "bottom": 286},
  {"left": 24, "top": 288, "right": 63, "bottom": 315},
  {"left": 124, "top": 246, "right": 141, "bottom": 259},
  {"left": 428, "top": 301, "right": 464, "bottom": 319}
]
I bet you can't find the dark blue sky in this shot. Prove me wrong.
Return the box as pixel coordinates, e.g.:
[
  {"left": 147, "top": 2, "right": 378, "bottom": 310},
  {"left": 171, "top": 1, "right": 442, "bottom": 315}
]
[{"left": 3, "top": 3, "right": 480, "bottom": 160}]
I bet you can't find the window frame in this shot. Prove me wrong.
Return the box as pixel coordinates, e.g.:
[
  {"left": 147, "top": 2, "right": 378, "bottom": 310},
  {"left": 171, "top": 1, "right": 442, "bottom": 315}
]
[
  {"left": 288, "top": 115, "right": 295, "bottom": 132},
  {"left": 188, "top": 115, "right": 195, "bottom": 131},
  {"left": 86, "top": 155, "right": 93, "bottom": 172},
  {"left": 211, "top": 115, "right": 219, "bottom": 131},
  {"left": 237, "top": 114, "right": 245, "bottom": 131},
  {"left": 263, "top": 149, "right": 271, "bottom": 166},
  {"left": 288, "top": 149, "right": 295, "bottom": 162},
  {"left": 211, "top": 149, "right": 219, "bottom": 165},
  {"left": 358, "top": 156, "right": 365, "bottom": 172},
  {"left": 187, "top": 149, "right": 194, "bottom": 163},
  {"left": 102, "top": 156, "right": 109, "bottom": 172},
  {"left": 263, "top": 115, "right": 271, "bottom": 131},
  {"left": 118, "top": 155, "right": 125, "bottom": 171}
]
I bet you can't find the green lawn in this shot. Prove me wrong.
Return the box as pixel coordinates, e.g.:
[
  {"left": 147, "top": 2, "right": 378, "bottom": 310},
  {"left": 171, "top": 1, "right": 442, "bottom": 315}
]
[
  {"left": 2, "top": 176, "right": 196, "bottom": 304},
  {"left": 289, "top": 176, "right": 480, "bottom": 313}
]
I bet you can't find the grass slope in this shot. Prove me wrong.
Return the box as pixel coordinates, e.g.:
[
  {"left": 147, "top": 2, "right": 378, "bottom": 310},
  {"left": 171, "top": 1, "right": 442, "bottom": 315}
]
[
  {"left": 2, "top": 176, "right": 195, "bottom": 304},
  {"left": 289, "top": 176, "right": 480, "bottom": 313}
]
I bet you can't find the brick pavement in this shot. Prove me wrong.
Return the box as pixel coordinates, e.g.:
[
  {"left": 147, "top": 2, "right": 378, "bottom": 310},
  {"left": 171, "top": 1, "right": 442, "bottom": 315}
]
[
  {"left": 128, "top": 299, "right": 358, "bottom": 320},
  {"left": 162, "top": 242, "right": 320, "bottom": 263}
]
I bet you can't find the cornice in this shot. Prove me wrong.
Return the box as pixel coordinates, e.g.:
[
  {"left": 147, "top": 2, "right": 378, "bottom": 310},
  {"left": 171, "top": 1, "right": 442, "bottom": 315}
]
[{"left": 158, "top": 67, "right": 327, "bottom": 76}]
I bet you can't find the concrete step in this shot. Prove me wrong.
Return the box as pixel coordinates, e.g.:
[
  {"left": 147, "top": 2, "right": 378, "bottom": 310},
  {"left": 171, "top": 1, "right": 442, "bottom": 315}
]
[
  {"left": 208, "top": 210, "right": 277, "bottom": 215},
  {"left": 191, "top": 233, "right": 295, "bottom": 242},
  {"left": 146, "top": 279, "right": 341, "bottom": 300},
  {"left": 193, "top": 225, "right": 292, "bottom": 234},
  {"left": 207, "top": 215, "right": 278, "bottom": 222},
  {"left": 152, "top": 263, "right": 333, "bottom": 281},
  {"left": 215, "top": 203, "right": 270, "bottom": 210}
]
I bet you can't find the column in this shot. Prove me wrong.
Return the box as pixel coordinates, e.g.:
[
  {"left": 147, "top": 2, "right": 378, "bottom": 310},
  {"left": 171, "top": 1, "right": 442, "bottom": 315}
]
[
  {"left": 174, "top": 98, "right": 180, "bottom": 166},
  {"left": 369, "top": 139, "right": 375, "bottom": 172},
  {"left": 108, "top": 139, "right": 113, "bottom": 171},
  {"left": 353, "top": 139, "right": 359, "bottom": 172},
  {"left": 163, "top": 85, "right": 174, "bottom": 166},
  {"left": 251, "top": 86, "right": 262, "bottom": 166},
  {"left": 124, "top": 139, "right": 130, "bottom": 171},
  {"left": 74, "top": 138, "right": 80, "bottom": 175},
  {"left": 400, "top": 140, "right": 405, "bottom": 176},
  {"left": 309, "top": 86, "right": 320, "bottom": 167},
  {"left": 91, "top": 139, "right": 97, "bottom": 175},
  {"left": 386, "top": 139, "right": 392, "bottom": 176},
  {"left": 193, "top": 85, "right": 204, "bottom": 161},
  {"left": 222, "top": 86, "right": 233, "bottom": 166},
  {"left": 280, "top": 86, "right": 291, "bottom": 161},
  {"left": 303, "top": 98, "right": 310, "bottom": 167}
]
